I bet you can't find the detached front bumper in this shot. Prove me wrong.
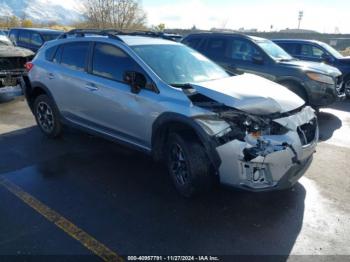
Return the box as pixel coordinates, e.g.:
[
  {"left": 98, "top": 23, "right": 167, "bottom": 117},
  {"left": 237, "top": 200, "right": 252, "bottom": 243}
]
[
  {"left": 0, "top": 77, "right": 25, "bottom": 102},
  {"left": 215, "top": 106, "right": 318, "bottom": 191}
]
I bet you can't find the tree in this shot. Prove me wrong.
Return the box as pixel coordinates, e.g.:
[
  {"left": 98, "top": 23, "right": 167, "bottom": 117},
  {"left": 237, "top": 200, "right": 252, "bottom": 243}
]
[
  {"left": 153, "top": 23, "right": 165, "bottom": 32},
  {"left": 8, "top": 16, "right": 20, "bottom": 27},
  {"left": 22, "top": 19, "right": 33, "bottom": 28},
  {"left": 84, "top": 0, "right": 147, "bottom": 30}
]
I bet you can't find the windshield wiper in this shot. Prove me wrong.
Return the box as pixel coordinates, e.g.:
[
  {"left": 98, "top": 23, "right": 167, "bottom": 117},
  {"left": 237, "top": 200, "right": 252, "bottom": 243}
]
[
  {"left": 276, "top": 58, "right": 296, "bottom": 62},
  {"left": 170, "top": 83, "right": 193, "bottom": 89}
]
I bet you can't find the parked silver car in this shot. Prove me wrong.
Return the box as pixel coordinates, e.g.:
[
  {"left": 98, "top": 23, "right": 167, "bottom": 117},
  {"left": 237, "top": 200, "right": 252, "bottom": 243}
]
[{"left": 25, "top": 30, "right": 318, "bottom": 197}]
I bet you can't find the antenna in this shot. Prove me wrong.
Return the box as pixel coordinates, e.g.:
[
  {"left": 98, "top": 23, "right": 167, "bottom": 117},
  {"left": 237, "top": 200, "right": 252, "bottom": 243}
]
[{"left": 298, "top": 11, "right": 304, "bottom": 29}]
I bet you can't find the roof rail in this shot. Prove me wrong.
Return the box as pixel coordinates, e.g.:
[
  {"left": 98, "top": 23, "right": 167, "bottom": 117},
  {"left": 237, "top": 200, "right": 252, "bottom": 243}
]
[
  {"left": 58, "top": 29, "right": 125, "bottom": 42},
  {"left": 58, "top": 29, "right": 182, "bottom": 42}
]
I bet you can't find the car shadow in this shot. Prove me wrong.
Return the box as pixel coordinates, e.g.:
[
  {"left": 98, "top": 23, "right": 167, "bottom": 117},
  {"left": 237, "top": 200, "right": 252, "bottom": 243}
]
[
  {"left": 317, "top": 111, "right": 342, "bottom": 142},
  {"left": 329, "top": 99, "right": 350, "bottom": 112},
  {"left": 0, "top": 126, "right": 306, "bottom": 259}
]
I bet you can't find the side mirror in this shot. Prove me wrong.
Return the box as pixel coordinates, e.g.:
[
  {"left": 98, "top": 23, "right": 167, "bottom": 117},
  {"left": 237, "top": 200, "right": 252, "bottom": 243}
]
[
  {"left": 252, "top": 54, "right": 264, "bottom": 64},
  {"left": 321, "top": 53, "right": 334, "bottom": 63},
  {"left": 123, "top": 71, "right": 147, "bottom": 94}
]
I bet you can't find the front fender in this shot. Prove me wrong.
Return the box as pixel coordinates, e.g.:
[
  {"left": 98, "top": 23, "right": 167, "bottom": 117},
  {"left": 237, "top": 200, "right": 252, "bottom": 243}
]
[{"left": 152, "top": 112, "right": 222, "bottom": 170}]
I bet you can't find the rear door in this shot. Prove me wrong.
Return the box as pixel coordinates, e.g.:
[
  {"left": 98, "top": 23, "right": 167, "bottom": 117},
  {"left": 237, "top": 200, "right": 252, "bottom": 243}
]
[
  {"left": 46, "top": 41, "right": 92, "bottom": 122},
  {"left": 200, "top": 36, "right": 235, "bottom": 72}
]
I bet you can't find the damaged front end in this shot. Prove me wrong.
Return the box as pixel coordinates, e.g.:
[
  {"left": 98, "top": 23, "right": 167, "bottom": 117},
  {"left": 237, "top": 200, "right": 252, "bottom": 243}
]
[
  {"left": 0, "top": 47, "right": 34, "bottom": 101},
  {"left": 191, "top": 94, "right": 318, "bottom": 191}
]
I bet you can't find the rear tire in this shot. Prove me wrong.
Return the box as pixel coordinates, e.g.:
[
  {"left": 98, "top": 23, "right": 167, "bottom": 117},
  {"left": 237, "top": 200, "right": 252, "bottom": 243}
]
[
  {"left": 166, "top": 133, "right": 216, "bottom": 198},
  {"left": 34, "top": 94, "right": 62, "bottom": 138},
  {"left": 282, "top": 82, "right": 308, "bottom": 103}
]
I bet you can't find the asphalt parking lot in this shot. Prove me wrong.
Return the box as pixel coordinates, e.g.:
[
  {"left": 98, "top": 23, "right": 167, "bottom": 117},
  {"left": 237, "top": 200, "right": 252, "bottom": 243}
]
[{"left": 0, "top": 98, "right": 349, "bottom": 261}]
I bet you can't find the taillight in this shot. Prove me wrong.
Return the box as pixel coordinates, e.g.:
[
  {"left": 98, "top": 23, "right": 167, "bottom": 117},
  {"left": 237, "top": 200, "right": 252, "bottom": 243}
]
[{"left": 25, "top": 62, "right": 34, "bottom": 72}]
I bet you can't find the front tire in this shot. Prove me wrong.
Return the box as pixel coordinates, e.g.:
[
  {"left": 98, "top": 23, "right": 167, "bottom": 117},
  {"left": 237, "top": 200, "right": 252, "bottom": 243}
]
[
  {"left": 34, "top": 94, "right": 62, "bottom": 138},
  {"left": 344, "top": 75, "right": 350, "bottom": 98},
  {"left": 166, "top": 133, "right": 216, "bottom": 198}
]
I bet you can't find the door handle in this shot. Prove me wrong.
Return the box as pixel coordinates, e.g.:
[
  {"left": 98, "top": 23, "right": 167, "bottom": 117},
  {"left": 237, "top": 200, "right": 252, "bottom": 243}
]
[
  {"left": 48, "top": 73, "right": 55, "bottom": 79},
  {"left": 85, "top": 83, "right": 99, "bottom": 91}
]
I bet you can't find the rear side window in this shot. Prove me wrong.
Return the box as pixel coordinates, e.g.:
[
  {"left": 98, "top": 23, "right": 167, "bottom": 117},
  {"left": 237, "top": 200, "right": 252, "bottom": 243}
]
[
  {"left": 207, "top": 38, "right": 227, "bottom": 52},
  {"left": 31, "top": 33, "right": 43, "bottom": 47},
  {"left": 60, "top": 42, "right": 89, "bottom": 71},
  {"left": 42, "top": 33, "right": 61, "bottom": 41},
  {"left": 19, "top": 30, "right": 31, "bottom": 44},
  {"left": 183, "top": 37, "right": 201, "bottom": 49},
  {"left": 92, "top": 43, "right": 141, "bottom": 82},
  {"left": 278, "top": 43, "right": 299, "bottom": 55}
]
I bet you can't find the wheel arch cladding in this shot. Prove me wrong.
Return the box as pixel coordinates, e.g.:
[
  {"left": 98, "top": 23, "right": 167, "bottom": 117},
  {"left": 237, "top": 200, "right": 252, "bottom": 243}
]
[
  {"left": 151, "top": 112, "right": 222, "bottom": 170},
  {"left": 27, "top": 81, "right": 56, "bottom": 109},
  {"left": 278, "top": 78, "right": 309, "bottom": 100}
]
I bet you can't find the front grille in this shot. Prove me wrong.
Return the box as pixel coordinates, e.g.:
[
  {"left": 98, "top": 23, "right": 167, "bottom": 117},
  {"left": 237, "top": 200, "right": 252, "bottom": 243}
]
[{"left": 297, "top": 118, "right": 317, "bottom": 146}]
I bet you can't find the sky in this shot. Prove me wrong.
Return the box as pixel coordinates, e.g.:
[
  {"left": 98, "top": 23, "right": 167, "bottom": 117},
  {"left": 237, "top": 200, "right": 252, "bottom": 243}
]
[{"left": 141, "top": 0, "right": 350, "bottom": 33}]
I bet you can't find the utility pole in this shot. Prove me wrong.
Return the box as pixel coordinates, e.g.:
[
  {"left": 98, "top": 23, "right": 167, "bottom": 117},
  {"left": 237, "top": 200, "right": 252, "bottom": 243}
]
[{"left": 298, "top": 11, "right": 304, "bottom": 29}]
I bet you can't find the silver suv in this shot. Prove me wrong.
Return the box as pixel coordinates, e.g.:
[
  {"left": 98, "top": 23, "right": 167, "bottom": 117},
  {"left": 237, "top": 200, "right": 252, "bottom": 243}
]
[{"left": 25, "top": 30, "right": 318, "bottom": 197}]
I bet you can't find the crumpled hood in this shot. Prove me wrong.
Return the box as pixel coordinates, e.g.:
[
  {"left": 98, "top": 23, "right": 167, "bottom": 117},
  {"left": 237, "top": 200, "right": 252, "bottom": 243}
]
[
  {"left": 191, "top": 74, "right": 305, "bottom": 115},
  {"left": 279, "top": 60, "right": 342, "bottom": 77},
  {"left": 0, "top": 45, "right": 34, "bottom": 58}
]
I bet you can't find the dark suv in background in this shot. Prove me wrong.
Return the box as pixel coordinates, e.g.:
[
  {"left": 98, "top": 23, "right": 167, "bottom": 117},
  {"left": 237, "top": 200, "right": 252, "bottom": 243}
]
[
  {"left": 273, "top": 39, "right": 350, "bottom": 97},
  {"left": 182, "top": 33, "right": 345, "bottom": 108},
  {"left": 9, "top": 28, "right": 63, "bottom": 52}
]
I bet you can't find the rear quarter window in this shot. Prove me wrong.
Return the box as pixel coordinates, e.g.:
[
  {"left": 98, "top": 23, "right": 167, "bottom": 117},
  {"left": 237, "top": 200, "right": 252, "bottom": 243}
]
[{"left": 45, "top": 46, "right": 58, "bottom": 61}]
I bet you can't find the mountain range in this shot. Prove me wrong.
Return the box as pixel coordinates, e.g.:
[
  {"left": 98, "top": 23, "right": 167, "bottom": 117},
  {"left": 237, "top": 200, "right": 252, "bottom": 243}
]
[{"left": 0, "top": 0, "right": 84, "bottom": 25}]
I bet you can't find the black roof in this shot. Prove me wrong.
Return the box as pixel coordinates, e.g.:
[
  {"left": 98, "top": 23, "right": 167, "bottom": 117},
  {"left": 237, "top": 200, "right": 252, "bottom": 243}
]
[
  {"left": 10, "top": 28, "right": 64, "bottom": 34},
  {"left": 272, "top": 39, "right": 321, "bottom": 44},
  {"left": 185, "top": 32, "right": 266, "bottom": 41}
]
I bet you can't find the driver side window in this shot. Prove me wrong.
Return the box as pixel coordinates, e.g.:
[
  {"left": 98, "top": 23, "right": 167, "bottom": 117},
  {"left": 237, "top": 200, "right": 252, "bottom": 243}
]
[
  {"left": 231, "top": 39, "right": 260, "bottom": 62},
  {"left": 91, "top": 43, "right": 155, "bottom": 91},
  {"left": 301, "top": 44, "right": 325, "bottom": 59}
]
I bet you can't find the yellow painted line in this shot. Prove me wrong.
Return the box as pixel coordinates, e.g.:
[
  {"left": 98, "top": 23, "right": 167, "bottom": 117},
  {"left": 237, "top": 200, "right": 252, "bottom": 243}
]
[{"left": 0, "top": 177, "right": 123, "bottom": 262}]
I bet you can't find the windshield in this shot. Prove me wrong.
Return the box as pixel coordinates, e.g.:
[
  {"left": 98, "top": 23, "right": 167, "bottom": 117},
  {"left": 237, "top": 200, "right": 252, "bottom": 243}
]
[
  {"left": 319, "top": 42, "right": 343, "bottom": 59},
  {"left": 131, "top": 44, "right": 229, "bottom": 85},
  {"left": 256, "top": 40, "right": 293, "bottom": 61},
  {"left": 42, "top": 33, "right": 61, "bottom": 41}
]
